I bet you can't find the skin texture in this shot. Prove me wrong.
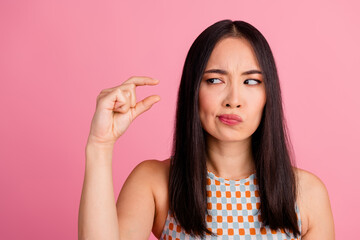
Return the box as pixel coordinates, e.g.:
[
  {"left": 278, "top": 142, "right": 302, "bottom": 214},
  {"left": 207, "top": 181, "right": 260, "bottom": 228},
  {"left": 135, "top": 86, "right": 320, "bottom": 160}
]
[
  {"left": 199, "top": 37, "right": 266, "bottom": 179},
  {"left": 115, "top": 160, "right": 336, "bottom": 239},
  {"left": 79, "top": 38, "right": 335, "bottom": 239},
  {"left": 78, "top": 77, "right": 161, "bottom": 240},
  {"left": 115, "top": 37, "right": 334, "bottom": 239}
]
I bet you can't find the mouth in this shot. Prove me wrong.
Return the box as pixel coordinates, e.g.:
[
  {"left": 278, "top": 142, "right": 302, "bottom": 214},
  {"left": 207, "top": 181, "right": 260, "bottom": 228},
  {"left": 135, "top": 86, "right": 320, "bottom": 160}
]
[{"left": 218, "top": 114, "right": 243, "bottom": 126}]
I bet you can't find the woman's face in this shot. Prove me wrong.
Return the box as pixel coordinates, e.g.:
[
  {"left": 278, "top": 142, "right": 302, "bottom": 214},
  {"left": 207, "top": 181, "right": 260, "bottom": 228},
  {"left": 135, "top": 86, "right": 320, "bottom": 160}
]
[{"left": 199, "top": 37, "right": 266, "bottom": 142}]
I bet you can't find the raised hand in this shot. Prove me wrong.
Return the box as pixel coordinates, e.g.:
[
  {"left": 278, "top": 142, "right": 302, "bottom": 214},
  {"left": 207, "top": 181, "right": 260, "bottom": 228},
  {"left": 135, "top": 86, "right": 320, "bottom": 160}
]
[{"left": 87, "top": 76, "right": 160, "bottom": 146}]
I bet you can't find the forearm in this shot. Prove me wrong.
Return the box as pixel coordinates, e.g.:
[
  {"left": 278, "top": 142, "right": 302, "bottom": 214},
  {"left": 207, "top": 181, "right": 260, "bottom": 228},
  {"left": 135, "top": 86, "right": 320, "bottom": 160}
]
[{"left": 78, "top": 143, "right": 120, "bottom": 240}]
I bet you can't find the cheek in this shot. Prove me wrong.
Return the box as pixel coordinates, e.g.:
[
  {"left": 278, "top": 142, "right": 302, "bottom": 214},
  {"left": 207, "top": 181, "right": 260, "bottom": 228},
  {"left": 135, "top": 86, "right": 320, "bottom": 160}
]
[
  {"left": 253, "top": 88, "right": 266, "bottom": 109},
  {"left": 247, "top": 91, "right": 266, "bottom": 119},
  {"left": 254, "top": 94, "right": 266, "bottom": 119},
  {"left": 198, "top": 95, "right": 207, "bottom": 122},
  {"left": 198, "top": 88, "right": 215, "bottom": 116},
  {"left": 198, "top": 88, "right": 217, "bottom": 130}
]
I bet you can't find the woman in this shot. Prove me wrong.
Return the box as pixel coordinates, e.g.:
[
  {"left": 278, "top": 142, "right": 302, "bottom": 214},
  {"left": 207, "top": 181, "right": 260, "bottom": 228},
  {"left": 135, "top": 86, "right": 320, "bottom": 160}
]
[{"left": 78, "top": 20, "right": 335, "bottom": 239}]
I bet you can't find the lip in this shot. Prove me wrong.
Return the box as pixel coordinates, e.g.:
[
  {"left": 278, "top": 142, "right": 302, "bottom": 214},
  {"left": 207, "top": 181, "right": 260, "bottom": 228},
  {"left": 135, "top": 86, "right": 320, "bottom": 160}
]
[{"left": 218, "top": 114, "right": 243, "bottom": 126}]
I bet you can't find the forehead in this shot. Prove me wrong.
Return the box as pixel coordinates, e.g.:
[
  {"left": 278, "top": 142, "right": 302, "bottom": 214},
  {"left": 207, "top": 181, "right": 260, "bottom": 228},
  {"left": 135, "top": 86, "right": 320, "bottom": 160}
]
[{"left": 205, "top": 37, "right": 260, "bottom": 70}]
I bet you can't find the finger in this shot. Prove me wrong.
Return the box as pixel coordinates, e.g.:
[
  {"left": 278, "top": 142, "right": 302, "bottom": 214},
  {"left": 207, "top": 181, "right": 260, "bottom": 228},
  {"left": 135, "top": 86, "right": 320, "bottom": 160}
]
[
  {"left": 113, "top": 90, "right": 131, "bottom": 112},
  {"left": 120, "top": 84, "right": 136, "bottom": 108},
  {"left": 100, "top": 86, "right": 134, "bottom": 108},
  {"left": 131, "top": 95, "right": 161, "bottom": 120},
  {"left": 99, "top": 77, "right": 157, "bottom": 106},
  {"left": 123, "top": 76, "right": 160, "bottom": 86},
  {"left": 99, "top": 76, "right": 159, "bottom": 93},
  {"left": 98, "top": 88, "right": 127, "bottom": 112},
  {"left": 114, "top": 101, "right": 130, "bottom": 113}
]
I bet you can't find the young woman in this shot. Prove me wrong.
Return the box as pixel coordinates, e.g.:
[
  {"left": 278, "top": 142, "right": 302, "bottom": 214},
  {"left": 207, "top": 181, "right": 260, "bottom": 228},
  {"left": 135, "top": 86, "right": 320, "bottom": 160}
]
[{"left": 78, "top": 20, "right": 335, "bottom": 240}]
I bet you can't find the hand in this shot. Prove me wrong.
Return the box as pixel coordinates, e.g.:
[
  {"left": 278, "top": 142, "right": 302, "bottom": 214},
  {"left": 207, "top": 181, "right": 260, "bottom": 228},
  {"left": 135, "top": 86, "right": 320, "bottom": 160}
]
[{"left": 87, "top": 76, "right": 160, "bottom": 146}]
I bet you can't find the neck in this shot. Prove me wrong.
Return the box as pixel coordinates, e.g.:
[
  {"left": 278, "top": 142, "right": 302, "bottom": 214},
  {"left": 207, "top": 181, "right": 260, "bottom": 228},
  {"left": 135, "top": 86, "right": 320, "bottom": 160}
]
[{"left": 205, "top": 134, "right": 256, "bottom": 180}]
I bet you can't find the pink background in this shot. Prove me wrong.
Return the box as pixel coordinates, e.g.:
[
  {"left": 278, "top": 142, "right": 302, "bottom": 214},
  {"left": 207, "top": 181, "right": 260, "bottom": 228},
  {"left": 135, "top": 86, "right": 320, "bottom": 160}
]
[{"left": 1, "top": 0, "right": 359, "bottom": 239}]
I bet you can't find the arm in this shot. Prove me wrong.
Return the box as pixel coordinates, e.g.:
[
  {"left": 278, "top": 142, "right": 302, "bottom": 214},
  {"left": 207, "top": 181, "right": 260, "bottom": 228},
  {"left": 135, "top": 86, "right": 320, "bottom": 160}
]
[
  {"left": 116, "top": 160, "right": 157, "bottom": 239},
  {"left": 78, "top": 143, "right": 156, "bottom": 240},
  {"left": 78, "top": 76, "right": 160, "bottom": 239},
  {"left": 78, "top": 143, "right": 120, "bottom": 240},
  {"left": 301, "top": 170, "right": 335, "bottom": 239}
]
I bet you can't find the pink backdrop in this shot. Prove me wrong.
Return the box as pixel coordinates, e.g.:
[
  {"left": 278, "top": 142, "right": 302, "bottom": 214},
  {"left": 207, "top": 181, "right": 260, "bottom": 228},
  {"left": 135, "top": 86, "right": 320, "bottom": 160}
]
[{"left": 1, "top": 0, "right": 359, "bottom": 239}]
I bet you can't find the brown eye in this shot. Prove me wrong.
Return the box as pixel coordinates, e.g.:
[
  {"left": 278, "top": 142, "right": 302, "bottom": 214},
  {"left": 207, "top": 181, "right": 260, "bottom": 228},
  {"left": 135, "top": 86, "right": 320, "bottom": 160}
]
[
  {"left": 206, "top": 78, "right": 222, "bottom": 84},
  {"left": 244, "top": 79, "right": 261, "bottom": 85}
]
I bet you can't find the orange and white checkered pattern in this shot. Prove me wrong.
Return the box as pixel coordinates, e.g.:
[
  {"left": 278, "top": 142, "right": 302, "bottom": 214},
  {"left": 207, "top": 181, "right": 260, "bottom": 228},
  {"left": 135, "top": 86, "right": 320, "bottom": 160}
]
[{"left": 160, "top": 170, "right": 301, "bottom": 240}]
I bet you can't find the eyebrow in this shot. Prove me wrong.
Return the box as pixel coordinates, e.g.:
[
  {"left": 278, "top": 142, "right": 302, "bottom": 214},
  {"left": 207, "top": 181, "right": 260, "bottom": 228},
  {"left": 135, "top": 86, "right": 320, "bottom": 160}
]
[{"left": 203, "top": 69, "right": 262, "bottom": 75}]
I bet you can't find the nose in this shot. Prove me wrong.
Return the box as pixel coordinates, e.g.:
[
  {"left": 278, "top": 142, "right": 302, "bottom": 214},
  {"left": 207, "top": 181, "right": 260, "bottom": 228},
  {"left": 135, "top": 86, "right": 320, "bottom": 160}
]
[
  {"left": 226, "top": 103, "right": 240, "bottom": 108},
  {"left": 223, "top": 84, "right": 242, "bottom": 108}
]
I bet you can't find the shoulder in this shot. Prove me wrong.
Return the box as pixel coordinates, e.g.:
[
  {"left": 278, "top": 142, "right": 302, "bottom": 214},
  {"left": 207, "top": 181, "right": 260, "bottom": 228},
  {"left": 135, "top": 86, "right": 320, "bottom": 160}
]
[
  {"left": 130, "top": 158, "right": 170, "bottom": 177},
  {"left": 133, "top": 158, "right": 170, "bottom": 178},
  {"left": 292, "top": 167, "right": 335, "bottom": 239},
  {"left": 131, "top": 158, "right": 171, "bottom": 238},
  {"left": 293, "top": 167, "right": 330, "bottom": 205},
  {"left": 293, "top": 167, "right": 328, "bottom": 196},
  {"left": 116, "top": 158, "right": 171, "bottom": 239},
  {"left": 129, "top": 158, "right": 170, "bottom": 193},
  {"left": 117, "top": 158, "right": 169, "bottom": 204}
]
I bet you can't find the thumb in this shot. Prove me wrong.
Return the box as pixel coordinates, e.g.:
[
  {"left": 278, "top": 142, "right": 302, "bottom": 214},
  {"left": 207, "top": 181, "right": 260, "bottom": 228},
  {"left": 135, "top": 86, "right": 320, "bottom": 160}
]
[{"left": 131, "top": 95, "right": 161, "bottom": 120}]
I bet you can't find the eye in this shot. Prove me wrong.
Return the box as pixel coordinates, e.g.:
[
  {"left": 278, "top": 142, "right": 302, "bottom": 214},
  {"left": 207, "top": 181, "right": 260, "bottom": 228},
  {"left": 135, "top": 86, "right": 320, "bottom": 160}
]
[
  {"left": 244, "top": 79, "right": 261, "bottom": 85},
  {"left": 206, "top": 78, "right": 222, "bottom": 84}
]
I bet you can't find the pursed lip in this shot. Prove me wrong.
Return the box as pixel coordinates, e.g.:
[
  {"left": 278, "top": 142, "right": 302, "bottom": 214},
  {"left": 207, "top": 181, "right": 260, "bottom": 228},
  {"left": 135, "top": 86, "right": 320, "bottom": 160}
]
[{"left": 218, "top": 114, "right": 243, "bottom": 122}]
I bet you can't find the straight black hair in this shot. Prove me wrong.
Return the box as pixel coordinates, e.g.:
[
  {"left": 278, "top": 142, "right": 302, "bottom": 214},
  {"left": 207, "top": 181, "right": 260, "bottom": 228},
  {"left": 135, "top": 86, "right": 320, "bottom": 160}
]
[{"left": 169, "top": 19, "right": 300, "bottom": 238}]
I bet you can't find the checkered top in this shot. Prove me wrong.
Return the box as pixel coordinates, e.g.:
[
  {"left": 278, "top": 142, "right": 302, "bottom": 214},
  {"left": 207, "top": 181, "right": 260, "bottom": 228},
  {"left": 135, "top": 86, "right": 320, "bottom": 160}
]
[{"left": 160, "top": 169, "right": 301, "bottom": 240}]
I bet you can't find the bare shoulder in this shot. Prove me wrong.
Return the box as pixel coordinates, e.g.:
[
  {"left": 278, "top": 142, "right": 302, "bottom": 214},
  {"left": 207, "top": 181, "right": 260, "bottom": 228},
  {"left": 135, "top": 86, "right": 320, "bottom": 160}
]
[
  {"left": 293, "top": 167, "right": 330, "bottom": 206},
  {"left": 293, "top": 167, "right": 328, "bottom": 198},
  {"left": 128, "top": 158, "right": 170, "bottom": 196},
  {"left": 132, "top": 158, "right": 169, "bottom": 174},
  {"left": 131, "top": 158, "right": 171, "bottom": 237},
  {"left": 135, "top": 158, "right": 170, "bottom": 181},
  {"left": 292, "top": 167, "right": 335, "bottom": 239},
  {"left": 116, "top": 157, "right": 171, "bottom": 239}
]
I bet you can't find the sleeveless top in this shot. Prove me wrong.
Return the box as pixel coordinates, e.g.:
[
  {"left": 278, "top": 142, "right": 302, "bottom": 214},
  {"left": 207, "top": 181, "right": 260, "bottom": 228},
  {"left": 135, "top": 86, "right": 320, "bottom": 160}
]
[{"left": 160, "top": 169, "right": 302, "bottom": 240}]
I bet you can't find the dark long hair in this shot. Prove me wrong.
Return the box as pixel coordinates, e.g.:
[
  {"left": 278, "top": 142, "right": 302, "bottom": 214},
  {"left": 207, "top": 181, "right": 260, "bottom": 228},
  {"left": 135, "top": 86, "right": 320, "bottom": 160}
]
[{"left": 169, "top": 19, "right": 300, "bottom": 238}]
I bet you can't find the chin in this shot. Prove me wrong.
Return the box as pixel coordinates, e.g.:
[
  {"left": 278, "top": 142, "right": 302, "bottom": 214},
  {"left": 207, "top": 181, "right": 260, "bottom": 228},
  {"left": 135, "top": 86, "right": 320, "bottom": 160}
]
[
  {"left": 220, "top": 137, "right": 247, "bottom": 142},
  {"left": 209, "top": 133, "right": 249, "bottom": 142}
]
